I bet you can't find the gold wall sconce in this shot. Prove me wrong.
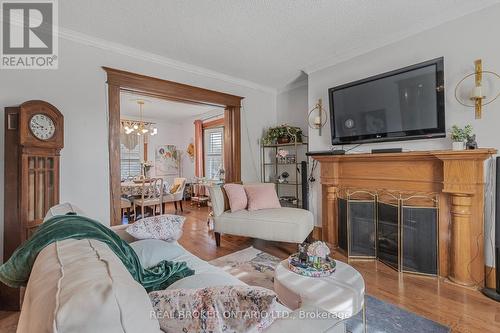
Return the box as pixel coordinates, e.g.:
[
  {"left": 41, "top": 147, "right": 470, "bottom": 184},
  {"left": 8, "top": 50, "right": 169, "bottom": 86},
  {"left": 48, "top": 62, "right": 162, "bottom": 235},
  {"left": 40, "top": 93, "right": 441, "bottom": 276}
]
[
  {"left": 307, "top": 98, "right": 328, "bottom": 136},
  {"left": 455, "top": 59, "right": 500, "bottom": 119}
]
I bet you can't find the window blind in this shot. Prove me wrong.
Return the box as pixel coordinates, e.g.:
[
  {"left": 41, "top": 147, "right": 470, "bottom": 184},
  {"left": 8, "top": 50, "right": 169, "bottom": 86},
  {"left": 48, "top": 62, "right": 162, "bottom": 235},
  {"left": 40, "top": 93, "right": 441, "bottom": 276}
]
[
  {"left": 204, "top": 127, "right": 224, "bottom": 180},
  {"left": 120, "top": 143, "right": 142, "bottom": 180}
]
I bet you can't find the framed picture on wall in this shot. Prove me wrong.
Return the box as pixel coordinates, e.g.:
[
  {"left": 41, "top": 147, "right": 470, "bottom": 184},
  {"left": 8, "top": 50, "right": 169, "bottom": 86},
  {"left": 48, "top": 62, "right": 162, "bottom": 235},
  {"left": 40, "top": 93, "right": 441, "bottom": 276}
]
[{"left": 155, "top": 145, "right": 179, "bottom": 176}]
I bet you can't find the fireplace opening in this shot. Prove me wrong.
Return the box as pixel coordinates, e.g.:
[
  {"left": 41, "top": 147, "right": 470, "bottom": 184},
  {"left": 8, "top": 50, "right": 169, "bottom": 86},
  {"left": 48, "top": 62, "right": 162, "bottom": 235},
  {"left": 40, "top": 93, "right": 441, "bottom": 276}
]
[{"left": 337, "top": 189, "right": 438, "bottom": 276}]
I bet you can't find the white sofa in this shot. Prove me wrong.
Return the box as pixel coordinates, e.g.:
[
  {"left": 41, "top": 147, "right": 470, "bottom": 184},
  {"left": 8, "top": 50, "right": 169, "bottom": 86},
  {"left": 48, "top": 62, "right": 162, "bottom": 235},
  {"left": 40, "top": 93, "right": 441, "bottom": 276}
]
[
  {"left": 208, "top": 185, "right": 314, "bottom": 246},
  {"left": 16, "top": 204, "right": 342, "bottom": 332},
  {"left": 17, "top": 228, "right": 343, "bottom": 333}
]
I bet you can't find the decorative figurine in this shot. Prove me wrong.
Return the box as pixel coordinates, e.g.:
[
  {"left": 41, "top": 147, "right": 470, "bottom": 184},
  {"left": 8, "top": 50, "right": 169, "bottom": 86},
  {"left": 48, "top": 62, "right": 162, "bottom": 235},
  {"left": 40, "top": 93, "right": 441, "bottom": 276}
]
[
  {"left": 466, "top": 134, "right": 478, "bottom": 150},
  {"left": 307, "top": 241, "right": 331, "bottom": 268},
  {"left": 298, "top": 243, "right": 309, "bottom": 264},
  {"left": 280, "top": 171, "right": 289, "bottom": 183}
]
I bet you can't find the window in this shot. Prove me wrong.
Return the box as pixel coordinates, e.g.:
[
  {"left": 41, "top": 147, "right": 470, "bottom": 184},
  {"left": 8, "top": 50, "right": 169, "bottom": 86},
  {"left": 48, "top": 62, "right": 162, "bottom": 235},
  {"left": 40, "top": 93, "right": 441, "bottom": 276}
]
[
  {"left": 120, "top": 142, "right": 142, "bottom": 180},
  {"left": 204, "top": 127, "right": 224, "bottom": 180}
]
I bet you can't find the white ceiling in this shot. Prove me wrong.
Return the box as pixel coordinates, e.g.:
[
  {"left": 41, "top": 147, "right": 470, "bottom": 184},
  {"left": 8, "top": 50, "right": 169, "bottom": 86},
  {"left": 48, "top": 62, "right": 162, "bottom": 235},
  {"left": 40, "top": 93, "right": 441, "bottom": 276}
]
[
  {"left": 120, "top": 92, "right": 222, "bottom": 122},
  {"left": 60, "top": 0, "right": 500, "bottom": 90}
]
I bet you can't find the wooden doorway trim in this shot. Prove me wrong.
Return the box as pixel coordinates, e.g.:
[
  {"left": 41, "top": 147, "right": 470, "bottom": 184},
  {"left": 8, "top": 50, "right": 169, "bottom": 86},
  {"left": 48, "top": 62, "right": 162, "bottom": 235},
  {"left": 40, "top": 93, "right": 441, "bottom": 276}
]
[{"left": 103, "top": 67, "right": 243, "bottom": 225}]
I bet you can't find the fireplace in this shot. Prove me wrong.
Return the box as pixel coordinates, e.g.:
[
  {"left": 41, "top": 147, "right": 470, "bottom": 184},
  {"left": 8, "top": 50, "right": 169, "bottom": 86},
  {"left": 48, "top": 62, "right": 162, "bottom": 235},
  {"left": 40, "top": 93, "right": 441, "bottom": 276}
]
[
  {"left": 337, "top": 189, "right": 439, "bottom": 276},
  {"left": 309, "top": 148, "right": 496, "bottom": 287}
]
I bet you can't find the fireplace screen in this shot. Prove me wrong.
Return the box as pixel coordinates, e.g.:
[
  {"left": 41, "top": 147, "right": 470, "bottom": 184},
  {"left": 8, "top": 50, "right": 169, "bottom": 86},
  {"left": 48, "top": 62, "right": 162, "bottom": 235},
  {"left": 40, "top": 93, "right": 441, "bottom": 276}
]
[
  {"left": 337, "top": 195, "right": 376, "bottom": 258},
  {"left": 338, "top": 198, "right": 348, "bottom": 253},
  {"left": 402, "top": 206, "right": 438, "bottom": 275},
  {"left": 348, "top": 201, "right": 376, "bottom": 257},
  {"left": 337, "top": 189, "right": 439, "bottom": 276},
  {"left": 377, "top": 202, "right": 399, "bottom": 270}
]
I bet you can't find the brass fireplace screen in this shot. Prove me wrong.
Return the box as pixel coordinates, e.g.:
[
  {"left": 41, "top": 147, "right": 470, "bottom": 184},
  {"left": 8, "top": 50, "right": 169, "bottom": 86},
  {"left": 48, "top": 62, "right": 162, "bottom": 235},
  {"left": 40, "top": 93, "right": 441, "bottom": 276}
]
[{"left": 337, "top": 188, "right": 439, "bottom": 276}]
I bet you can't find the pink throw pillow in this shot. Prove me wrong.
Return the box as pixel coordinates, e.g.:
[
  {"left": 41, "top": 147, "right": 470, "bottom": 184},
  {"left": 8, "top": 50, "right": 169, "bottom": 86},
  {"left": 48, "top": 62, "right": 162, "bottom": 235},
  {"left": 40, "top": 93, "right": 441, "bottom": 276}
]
[
  {"left": 244, "top": 184, "right": 281, "bottom": 211},
  {"left": 223, "top": 184, "right": 248, "bottom": 212}
]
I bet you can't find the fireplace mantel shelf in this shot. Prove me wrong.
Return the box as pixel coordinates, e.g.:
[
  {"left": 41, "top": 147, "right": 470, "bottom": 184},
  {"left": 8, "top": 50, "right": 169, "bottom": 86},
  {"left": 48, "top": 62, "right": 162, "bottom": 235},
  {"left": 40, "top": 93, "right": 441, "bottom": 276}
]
[
  {"left": 308, "top": 148, "right": 496, "bottom": 160},
  {"left": 311, "top": 148, "right": 497, "bottom": 288}
]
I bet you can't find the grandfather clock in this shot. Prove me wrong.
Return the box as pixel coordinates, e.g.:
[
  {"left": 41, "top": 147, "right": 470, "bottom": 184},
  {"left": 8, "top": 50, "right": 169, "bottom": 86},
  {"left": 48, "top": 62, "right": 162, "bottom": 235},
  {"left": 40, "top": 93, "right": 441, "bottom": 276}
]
[{"left": 1, "top": 100, "right": 63, "bottom": 310}]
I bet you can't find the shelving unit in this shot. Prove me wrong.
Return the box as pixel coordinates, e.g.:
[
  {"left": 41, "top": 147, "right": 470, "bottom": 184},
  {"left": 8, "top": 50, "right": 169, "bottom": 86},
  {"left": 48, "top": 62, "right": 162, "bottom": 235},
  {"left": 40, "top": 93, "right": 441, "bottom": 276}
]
[{"left": 261, "top": 141, "right": 308, "bottom": 208}]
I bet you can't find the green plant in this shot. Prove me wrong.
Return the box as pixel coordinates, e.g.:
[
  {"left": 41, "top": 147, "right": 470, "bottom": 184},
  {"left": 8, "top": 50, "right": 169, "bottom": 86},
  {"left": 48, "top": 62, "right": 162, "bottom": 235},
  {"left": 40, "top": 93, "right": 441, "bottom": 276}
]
[
  {"left": 450, "top": 124, "right": 473, "bottom": 142},
  {"left": 262, "top": 124, "right": 303, "bottom": 144}
]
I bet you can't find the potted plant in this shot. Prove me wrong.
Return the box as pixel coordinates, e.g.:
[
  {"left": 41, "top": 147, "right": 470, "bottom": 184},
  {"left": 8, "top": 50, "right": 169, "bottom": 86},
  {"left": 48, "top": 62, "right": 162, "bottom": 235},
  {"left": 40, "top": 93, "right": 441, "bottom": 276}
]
[
  {"left": 262, "top": 124, "right": 303, "bottom": 145},
  {"left": 450, "top": 125, "right": 472, "bottom": 151}
]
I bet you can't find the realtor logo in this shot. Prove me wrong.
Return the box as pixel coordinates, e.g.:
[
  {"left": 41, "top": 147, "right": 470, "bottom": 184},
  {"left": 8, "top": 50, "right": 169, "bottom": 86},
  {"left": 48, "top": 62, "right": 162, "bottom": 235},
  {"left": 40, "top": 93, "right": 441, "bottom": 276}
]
[{"left": 1, "top": 0, "right": 58, "bottom": 69}]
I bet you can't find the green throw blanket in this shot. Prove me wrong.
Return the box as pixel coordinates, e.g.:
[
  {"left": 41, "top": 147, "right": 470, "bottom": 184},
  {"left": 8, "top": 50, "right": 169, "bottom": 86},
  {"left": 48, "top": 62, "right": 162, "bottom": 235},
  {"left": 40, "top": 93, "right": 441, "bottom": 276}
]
[{"left": 0, "top": 214, "right": 194, "bottom": 292}]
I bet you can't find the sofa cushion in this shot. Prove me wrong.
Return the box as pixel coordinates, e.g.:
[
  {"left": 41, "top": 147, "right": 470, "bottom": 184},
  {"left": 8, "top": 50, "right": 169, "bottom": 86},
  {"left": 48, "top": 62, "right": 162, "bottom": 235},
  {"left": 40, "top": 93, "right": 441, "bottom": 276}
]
[
  {"left": 214, "top": 208, "right": 314, "bottom": 243},
  {"left": 43, "top": 202, "right": 87, "bottom": 222},
  {"left": 167, "top": 272, "right": 244, "bottom": 290},
  {"left": 130, "top": 239, "right": 184, "bottom": 268},
  {"left": 111, "top": 223, "right": 138, "bottom": 243},
  {"left": 126, "top": 214, "right": 185, "bottom": 241},
  {"left": 17, "top": 239, "right": 161, "bottom": 333},
  {"left": 149, "top": 286, "right": 278, "bottom": 333},
  {"left": 223, "top": 183, "right": 248, "bottom": 212},
  {"left": 244, "top": 183, "right": 281, "bottom": 211}
]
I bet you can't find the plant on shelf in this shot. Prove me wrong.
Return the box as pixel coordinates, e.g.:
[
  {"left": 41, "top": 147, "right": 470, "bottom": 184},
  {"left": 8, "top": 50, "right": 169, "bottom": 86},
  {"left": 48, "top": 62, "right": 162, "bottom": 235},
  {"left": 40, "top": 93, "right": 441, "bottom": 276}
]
[
  {"left": 450, "top": 125, "right": 473, "bottom": 150},
  {"left": 262, "top": 124, "right": 303, "bottom": 145}
]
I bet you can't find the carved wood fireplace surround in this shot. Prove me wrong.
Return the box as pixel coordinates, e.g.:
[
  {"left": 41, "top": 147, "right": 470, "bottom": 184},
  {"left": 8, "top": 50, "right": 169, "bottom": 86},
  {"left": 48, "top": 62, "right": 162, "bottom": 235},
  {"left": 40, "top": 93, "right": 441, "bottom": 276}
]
[{"left": 309, "top": 148, "right": 496, "bottom": 288}]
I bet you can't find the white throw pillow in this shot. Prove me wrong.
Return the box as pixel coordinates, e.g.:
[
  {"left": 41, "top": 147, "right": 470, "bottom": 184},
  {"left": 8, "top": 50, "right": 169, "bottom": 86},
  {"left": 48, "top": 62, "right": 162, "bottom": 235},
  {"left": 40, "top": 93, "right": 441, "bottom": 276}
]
[
  {"left": 130, "top": 239, "right": 184, "bottom": 268},
  {"left": 126, "top": 214, "right": 185, "bottom": 241},
  {"left": 149, "top": 286, "right": 278, "bottom": 333}
]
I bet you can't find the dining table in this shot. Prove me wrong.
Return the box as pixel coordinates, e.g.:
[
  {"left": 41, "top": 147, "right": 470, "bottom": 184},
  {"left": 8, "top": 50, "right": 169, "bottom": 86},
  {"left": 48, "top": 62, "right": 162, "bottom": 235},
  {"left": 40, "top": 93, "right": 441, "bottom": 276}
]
[{"left": 121, "top": 180, "right": 150, "bottom": 196}]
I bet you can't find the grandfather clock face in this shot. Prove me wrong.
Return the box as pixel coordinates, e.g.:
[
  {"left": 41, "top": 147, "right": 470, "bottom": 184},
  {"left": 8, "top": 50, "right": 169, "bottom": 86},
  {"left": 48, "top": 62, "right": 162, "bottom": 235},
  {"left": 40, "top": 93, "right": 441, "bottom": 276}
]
[{"left": 29, "top": 114, "right": 56, "bottom": 140}]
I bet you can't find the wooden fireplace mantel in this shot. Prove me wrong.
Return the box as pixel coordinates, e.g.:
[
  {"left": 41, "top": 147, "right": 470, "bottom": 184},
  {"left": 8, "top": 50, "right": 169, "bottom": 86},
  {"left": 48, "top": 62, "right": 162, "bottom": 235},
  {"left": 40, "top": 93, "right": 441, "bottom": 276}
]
[{"left": 309, "top": 148, "right": 497, "bottom": 287}]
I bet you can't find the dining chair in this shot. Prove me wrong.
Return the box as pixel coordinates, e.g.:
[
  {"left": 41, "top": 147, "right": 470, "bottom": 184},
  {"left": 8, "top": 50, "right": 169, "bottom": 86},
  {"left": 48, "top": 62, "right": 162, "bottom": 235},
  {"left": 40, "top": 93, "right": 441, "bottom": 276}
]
[
  {"left": 120, "top": 197, "right": 132, "bottom": 223},
  {"left": 133, "top": 178, "right": 163, "bottom": 220},
  {"left": 162, "top": 178, "right": 187, "bottom": 213}
]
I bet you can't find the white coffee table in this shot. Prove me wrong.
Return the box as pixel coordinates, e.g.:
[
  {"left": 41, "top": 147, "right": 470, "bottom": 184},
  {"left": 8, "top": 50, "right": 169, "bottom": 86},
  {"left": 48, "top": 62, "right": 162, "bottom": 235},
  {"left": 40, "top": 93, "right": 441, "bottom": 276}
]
[{"left": 274, "top": 258, "right": 366, "bottom": 329}]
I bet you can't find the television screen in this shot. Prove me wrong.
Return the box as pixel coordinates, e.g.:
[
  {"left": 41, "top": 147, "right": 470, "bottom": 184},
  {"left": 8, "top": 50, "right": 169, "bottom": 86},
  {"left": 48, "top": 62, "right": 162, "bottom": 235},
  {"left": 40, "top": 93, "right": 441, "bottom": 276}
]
[{"left": 329, "top": 58, "right": 445, "bottom": 145}]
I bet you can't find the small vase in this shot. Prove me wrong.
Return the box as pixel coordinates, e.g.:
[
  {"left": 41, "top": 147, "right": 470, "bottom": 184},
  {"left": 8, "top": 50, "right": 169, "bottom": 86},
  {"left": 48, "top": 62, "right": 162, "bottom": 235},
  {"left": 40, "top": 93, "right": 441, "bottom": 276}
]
[{"left": 452, "top": 141, "right": 465, "bottom": 151}]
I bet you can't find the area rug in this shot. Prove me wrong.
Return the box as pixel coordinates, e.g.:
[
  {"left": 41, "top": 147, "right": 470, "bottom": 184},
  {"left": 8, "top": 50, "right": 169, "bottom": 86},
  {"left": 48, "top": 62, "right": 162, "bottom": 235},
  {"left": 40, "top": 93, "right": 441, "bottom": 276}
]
[{"left": 209, "top": 247, "right": 450, "bottom": 333}]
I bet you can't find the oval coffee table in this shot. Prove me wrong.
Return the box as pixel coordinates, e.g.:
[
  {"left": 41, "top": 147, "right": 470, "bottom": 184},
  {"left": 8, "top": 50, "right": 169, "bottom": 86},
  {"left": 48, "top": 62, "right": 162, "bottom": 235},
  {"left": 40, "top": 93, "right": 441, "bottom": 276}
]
[{"left": 274, "top": 258, "right": 366, "bottom": 330}]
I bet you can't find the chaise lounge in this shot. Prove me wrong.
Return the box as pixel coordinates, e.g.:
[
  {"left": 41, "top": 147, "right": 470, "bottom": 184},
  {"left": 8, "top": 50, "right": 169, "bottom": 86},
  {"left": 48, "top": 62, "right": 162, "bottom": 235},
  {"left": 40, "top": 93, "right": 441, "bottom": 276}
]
[{"left": 208, "top": 185, "right": 314, "bottom": 246}]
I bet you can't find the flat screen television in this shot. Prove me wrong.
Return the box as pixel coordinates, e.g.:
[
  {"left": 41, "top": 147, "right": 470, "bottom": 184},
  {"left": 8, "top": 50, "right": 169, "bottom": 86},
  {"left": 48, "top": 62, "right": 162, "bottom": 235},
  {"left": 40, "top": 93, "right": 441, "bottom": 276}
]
[{"left": 329, "top": 57, "right": 445, "bottom": 145}]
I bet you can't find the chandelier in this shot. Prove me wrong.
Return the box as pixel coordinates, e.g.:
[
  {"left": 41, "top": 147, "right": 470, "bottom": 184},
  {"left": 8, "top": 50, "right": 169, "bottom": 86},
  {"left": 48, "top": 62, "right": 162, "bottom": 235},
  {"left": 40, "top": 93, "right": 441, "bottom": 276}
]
[{"left": 122, "top": 100, "right": 158, "bottom": 136}]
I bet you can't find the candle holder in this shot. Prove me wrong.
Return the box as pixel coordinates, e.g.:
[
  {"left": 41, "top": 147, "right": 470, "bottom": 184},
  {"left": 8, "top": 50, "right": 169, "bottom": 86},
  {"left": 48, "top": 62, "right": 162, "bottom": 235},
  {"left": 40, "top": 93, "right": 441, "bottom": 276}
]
[
  {"left": 454, "top": 59, "right": 500, "bottom": 119},
  {"left": 307, "top": 99, "right": 328, "bottom": 136}
]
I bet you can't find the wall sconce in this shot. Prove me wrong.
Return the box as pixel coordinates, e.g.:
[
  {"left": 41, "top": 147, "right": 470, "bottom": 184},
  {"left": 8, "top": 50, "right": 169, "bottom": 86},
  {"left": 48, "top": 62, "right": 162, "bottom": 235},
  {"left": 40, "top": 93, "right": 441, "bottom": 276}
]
[
  {"left": 455, "top": 59, "right": 500, "bottom": 119},
  {"left": 307, "top": 98, "right": 327, "bottom": 136}
]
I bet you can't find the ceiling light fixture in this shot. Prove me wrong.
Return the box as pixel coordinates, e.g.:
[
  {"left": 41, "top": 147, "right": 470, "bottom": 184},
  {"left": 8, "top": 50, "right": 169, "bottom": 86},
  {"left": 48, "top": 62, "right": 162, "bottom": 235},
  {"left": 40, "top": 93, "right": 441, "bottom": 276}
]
[{"left": 121, "top": 99, "right": 158, "bottom": 136}]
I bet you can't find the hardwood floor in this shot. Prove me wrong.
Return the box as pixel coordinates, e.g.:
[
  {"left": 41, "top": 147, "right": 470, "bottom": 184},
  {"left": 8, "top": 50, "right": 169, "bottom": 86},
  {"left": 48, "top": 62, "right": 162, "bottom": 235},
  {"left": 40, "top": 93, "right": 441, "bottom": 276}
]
[
  {"left": 177, "top": 203, "right": 500, "bottom": 333},
  {"left": 1, "top": 201, "right": 499, "bottom": 332}
]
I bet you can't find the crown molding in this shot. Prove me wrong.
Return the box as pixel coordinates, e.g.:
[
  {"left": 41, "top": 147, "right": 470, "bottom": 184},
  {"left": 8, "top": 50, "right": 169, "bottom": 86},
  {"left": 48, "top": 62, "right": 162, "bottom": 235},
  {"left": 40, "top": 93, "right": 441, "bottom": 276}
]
[
  {"left": 57, "top": 27, "right": 277, "bottom": 95},
  {"left": 303, "top": 2, "right": 500, "bottom": 75},
  {"left": 277, "top": 78, "right": 308, "bottom": 94}
]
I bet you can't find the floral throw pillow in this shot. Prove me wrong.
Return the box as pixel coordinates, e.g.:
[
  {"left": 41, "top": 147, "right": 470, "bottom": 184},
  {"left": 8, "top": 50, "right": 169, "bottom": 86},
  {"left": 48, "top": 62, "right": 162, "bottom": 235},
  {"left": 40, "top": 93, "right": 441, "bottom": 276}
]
[
  {"left": 126, "top": 214, "right": 185, "bottom": 241},
  {"left": 149, "top": 286, "right": 279, "bottom": 333}
]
